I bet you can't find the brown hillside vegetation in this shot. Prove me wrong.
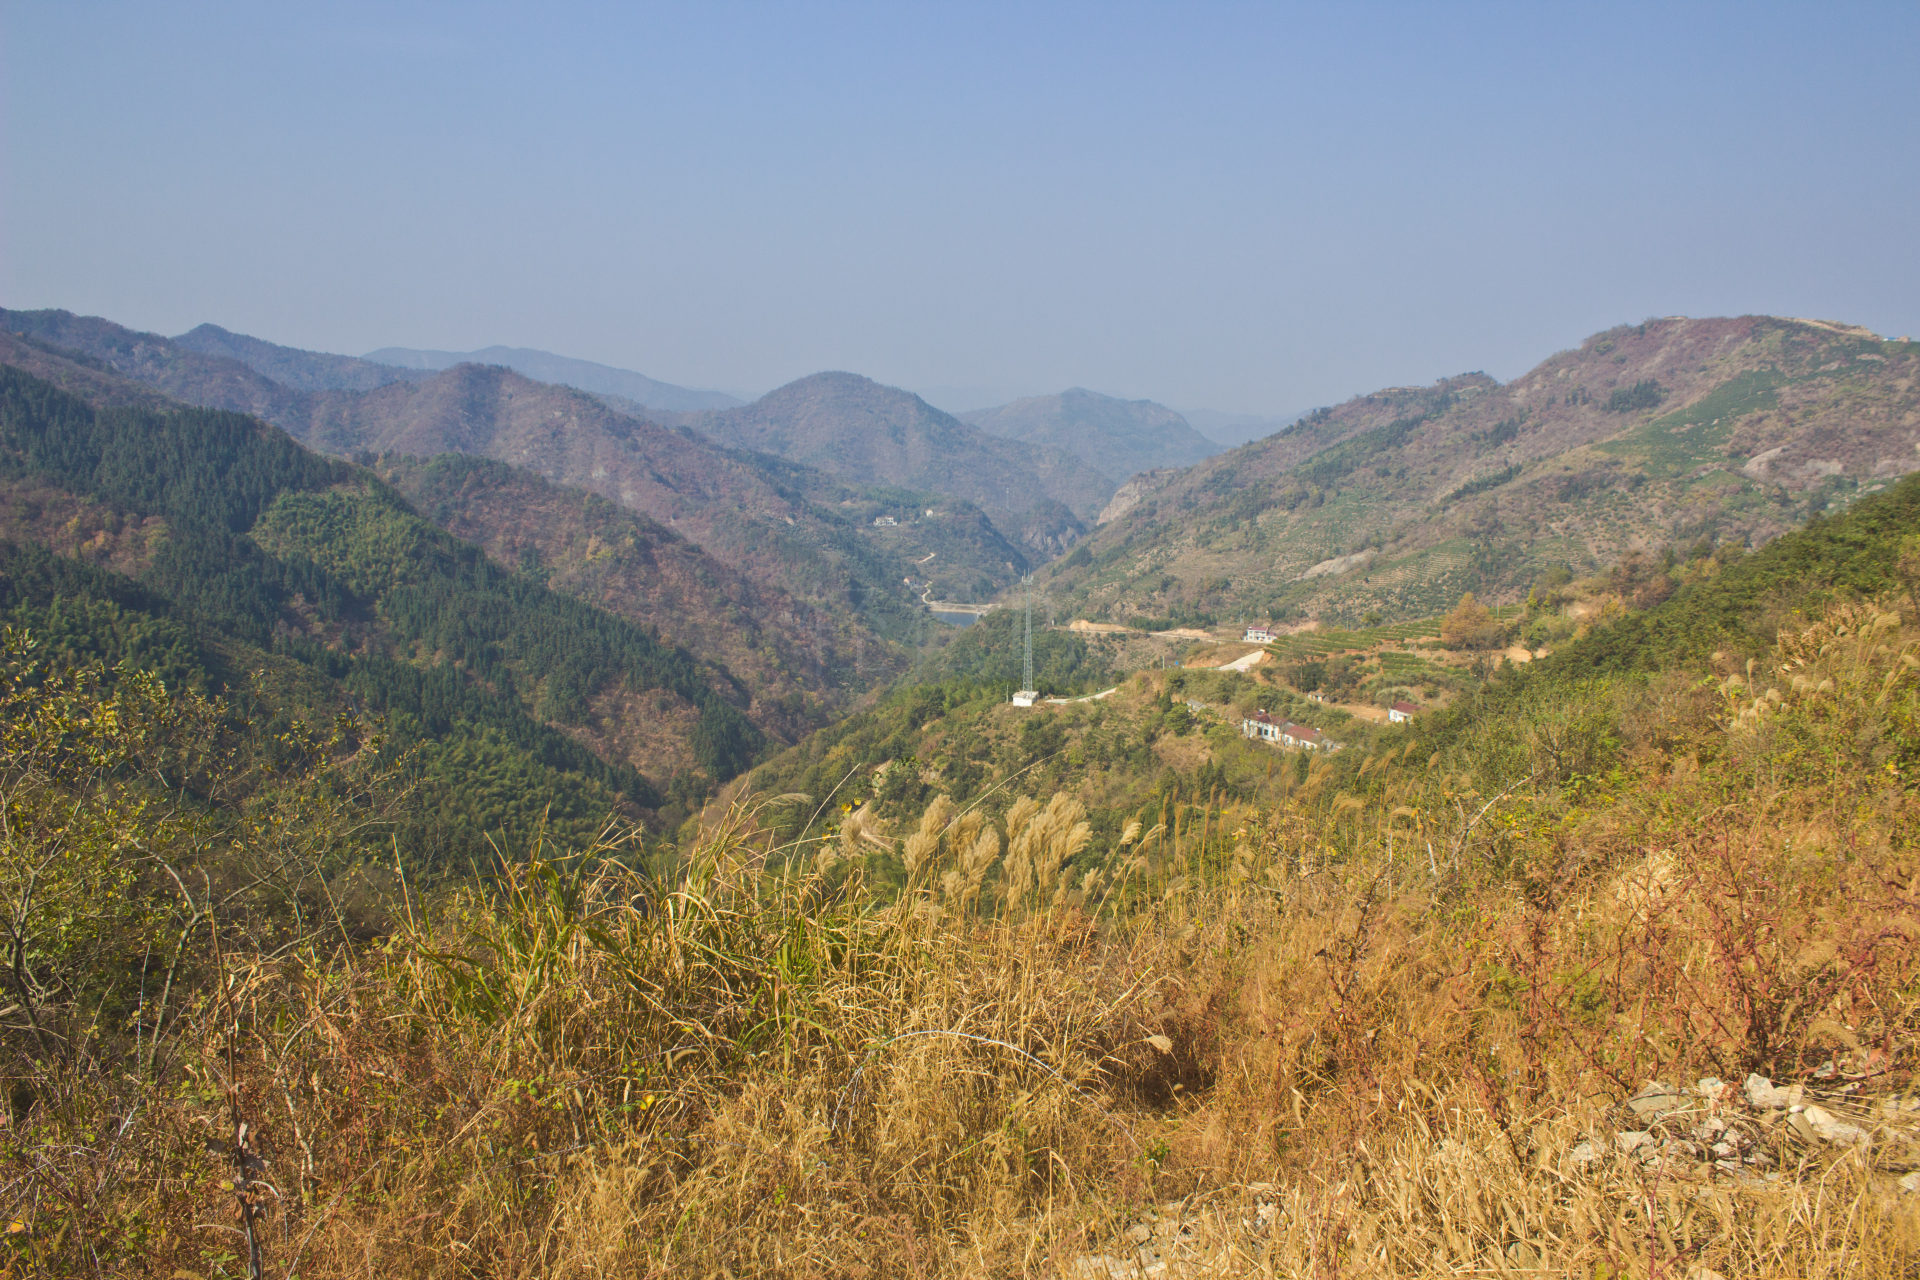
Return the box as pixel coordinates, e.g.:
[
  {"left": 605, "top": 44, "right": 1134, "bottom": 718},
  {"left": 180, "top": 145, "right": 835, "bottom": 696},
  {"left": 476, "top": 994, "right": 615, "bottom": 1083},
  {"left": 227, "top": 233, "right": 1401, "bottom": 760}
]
[
  {"left": 1041, "top": 316, "right": 1920, "bottom": 627},
  {"left": 378, "top": 453, "right": 892, "bottom": 735},
  {"left": 307, "top": 363, "right": 1034, "bottom": 609},
  {"left": 1439, "top": 590, "right": 1503, "bottom": 649},
  {"left": 0, "top": 330, "right": 180, "bottom": 414},
  {"left": 8, "top": 531, "right": 1920, "bottom": 1275},
  {"left": 0, "top": 317, "right": 946, "bottom": 639},
  {"left": 296, "top": 363, "right": 923, "bottom": 628}
]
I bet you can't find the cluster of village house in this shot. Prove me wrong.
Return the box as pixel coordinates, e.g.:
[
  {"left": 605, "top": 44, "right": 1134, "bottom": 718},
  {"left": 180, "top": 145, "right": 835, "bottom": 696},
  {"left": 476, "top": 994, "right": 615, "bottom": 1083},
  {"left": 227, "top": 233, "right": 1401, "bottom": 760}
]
[
  {"left": 1233, "top": 623, "right": 1421, "bottom": 749},
  {"left": 1237, "top": 701, "right": 1417, "bottom": 750},
  {"left": 1239, "top": 709, "right": 1330, "bottom": 750}
]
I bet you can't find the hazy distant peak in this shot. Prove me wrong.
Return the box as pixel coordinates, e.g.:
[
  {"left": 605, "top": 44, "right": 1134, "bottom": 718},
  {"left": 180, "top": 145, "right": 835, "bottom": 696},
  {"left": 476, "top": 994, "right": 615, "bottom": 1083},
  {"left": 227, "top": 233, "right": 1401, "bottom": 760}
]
[
  {"left": 687, "top": 367, "right": 1113, "bottom": 546},
  {"left": 0, "top": 307, "right": 312, "bottom": 424},
  {"left": 363, "top": 344, "right": 740, "bottom": 413},
  {"left": 748, "top": 368, "right": 929, "bottom": 408},
  {"left": 961, "top": 387, "right": 1217, "bottom": 482},
  {"left": 173, "top": 323, "right": 425, "bottom": 393},
  {"left": 1059, "top": 386, "right": 1143, "bottom": 405},
  {"left": 769, "top": 369, "right": 876, "bottom": 389},
  {"left": 763, "top": 370, "right": 902, "bottom": 398}
]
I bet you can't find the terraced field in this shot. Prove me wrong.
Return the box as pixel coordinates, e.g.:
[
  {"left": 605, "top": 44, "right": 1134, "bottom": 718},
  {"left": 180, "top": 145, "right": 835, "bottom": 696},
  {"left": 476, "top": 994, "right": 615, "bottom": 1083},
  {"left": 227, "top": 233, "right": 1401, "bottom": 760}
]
[
  {"left": 1261, "top": 603, "right": 1523, "bottom": 660},
  {"left": 1595, "top": 367, "right": 1785, "bottom": 479}
]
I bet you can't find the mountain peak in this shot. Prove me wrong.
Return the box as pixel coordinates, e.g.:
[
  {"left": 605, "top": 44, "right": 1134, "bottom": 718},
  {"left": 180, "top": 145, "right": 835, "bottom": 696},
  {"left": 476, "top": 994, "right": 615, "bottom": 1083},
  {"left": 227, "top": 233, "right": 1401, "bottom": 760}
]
[
  {"left": 688, "top": 371, "right": 1111, "bottom": 552},
  {"left": 961, "top": 387, "right": 1218, "bottom": 483},
  {"left": 759, "top": 370, "right": 919, "bottom": 405}
]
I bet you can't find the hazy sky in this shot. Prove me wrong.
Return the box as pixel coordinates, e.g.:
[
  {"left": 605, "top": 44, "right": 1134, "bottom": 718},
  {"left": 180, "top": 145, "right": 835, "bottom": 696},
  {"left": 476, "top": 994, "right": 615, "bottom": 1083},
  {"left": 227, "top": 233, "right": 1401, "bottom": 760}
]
[{"left": 6, "top": 2, "right": 1917, "bottom": 413}]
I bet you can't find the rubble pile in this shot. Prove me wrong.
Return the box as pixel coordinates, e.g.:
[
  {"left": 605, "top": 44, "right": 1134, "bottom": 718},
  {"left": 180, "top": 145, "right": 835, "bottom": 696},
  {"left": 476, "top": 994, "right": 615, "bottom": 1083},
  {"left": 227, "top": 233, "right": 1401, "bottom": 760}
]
[
  {"left": 1062, "top": 1074, "right": 1920, "bottom": 1278},
  {"left": 1572, "top": 1073, "right": 1920, "bottom": 1184}
]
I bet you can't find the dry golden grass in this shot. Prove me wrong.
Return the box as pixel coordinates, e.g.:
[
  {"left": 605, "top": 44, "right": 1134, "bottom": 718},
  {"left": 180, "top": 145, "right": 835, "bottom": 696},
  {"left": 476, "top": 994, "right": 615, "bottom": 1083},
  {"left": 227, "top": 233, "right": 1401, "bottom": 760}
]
[{"left": 5, "top": 604, "right": 1920, "bottom": 1277}]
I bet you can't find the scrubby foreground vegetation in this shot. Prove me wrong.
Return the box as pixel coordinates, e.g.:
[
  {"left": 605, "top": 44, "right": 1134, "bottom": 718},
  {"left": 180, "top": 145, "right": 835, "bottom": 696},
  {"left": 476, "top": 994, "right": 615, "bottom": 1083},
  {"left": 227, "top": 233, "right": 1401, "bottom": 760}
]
[{"left": 4, "top": 477, "right": 1920, "bottom": 1277}]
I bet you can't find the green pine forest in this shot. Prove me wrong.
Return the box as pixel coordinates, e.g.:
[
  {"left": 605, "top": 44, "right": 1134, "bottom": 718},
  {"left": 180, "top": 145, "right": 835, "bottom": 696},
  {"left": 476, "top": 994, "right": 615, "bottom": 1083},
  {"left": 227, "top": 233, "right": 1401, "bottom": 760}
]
[{"left": 0, "top": 366, "right": 762, "bottom": 864}]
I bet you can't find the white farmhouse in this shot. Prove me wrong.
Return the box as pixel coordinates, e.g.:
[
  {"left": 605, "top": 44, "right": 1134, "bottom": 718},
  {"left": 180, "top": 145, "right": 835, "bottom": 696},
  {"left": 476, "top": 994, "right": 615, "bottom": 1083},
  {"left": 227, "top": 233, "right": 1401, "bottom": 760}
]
[{"left": 1241, "top": 710, "right": 1336, "bottom": 751}]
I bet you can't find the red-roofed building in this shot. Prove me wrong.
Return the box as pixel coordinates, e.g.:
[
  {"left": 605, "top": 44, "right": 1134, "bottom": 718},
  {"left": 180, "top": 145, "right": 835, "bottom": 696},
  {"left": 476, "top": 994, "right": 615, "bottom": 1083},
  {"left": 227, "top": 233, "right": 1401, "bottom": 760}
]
[
  {"left": 1242, "top": 710, "right": 1336, "bottom": 750},
  {"left": 1279, "top": 722, "right": 1325, "bottom": 750}
]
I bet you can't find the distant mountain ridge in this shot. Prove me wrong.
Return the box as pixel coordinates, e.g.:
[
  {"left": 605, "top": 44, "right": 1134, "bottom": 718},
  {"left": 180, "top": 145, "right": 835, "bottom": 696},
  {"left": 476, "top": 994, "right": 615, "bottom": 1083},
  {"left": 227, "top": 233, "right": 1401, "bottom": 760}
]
[
  {"left": 961, "top": 387, "right": 1217, "bottom": 483},
  {"left": 686, "top": 371, "right": 1114, "bottom": 556},
  {"left": 174, "top": 323, "right": 430, "bottom": 392},
  {"left": 1037, "top": 315, "right": 1920, "bottom": 626},
  {"left": 1, "top": 311, "right": 1114, "bottom": 569},
  {"left": 366, "top": 344, "right": 741, "bottom": 412},
  {"left": 0, "top": 308, "right": 1037, "bottom": 653},
  {"left": 0, "top": 328, "right": 179, "bottom": 412},
  {"left": 0, "top": 335, "right": 900, "bottom": 734},
  {"left": 0, "top": 308, "right": 309, "bottom": 424}
]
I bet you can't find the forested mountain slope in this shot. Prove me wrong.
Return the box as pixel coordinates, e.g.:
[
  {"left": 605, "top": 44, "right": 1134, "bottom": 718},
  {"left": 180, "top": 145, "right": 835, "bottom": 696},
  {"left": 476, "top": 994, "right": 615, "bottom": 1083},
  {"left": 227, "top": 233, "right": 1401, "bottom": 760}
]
[
  {"left": 376, "top": 453, "right": 873, "bottom": 739},
  {"left": 0, "top": 337, "right": 911, "bottom": 728},
  {"left": 687, "top": 372, "right": 1114, "bottom": 557},
  {"left": 1036, "top": 315, "right": 1920, "bottom": 626},
  {"left": 293, "top": 363, "right": 1012, "bottom": 621},
  {"left": 962, "top": 387, "right": 1218, "bottom": 482},
  {"left": 0, "top": 363, "right": 772, "bottom": 850},
  {"left": 0, "top": 309, "right": 1030, "bottom": 618},
  {"left": 1522, "top": 461, "right": 1920, "bottom": 677}
]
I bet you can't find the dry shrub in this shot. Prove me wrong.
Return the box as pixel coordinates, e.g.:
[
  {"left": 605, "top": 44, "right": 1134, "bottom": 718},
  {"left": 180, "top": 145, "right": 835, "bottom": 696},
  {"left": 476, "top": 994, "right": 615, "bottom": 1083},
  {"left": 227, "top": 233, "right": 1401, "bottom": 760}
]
[
  {"left": 20, "top": 812, "right": 1165, "bottom": 1278},
  {"left": 4, "top": 606, "right": 1919, "bottom": 1277},
  {"left": 1101, "top": 603, "right": 1920, "bottom": 1277}
]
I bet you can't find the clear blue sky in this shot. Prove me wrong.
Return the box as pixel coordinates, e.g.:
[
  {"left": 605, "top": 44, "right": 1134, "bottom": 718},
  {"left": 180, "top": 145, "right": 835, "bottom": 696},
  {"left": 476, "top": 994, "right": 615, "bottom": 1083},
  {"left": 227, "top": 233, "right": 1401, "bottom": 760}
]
[{"left": 5, "top": 2, "right": 1917, "bottom": 413}]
